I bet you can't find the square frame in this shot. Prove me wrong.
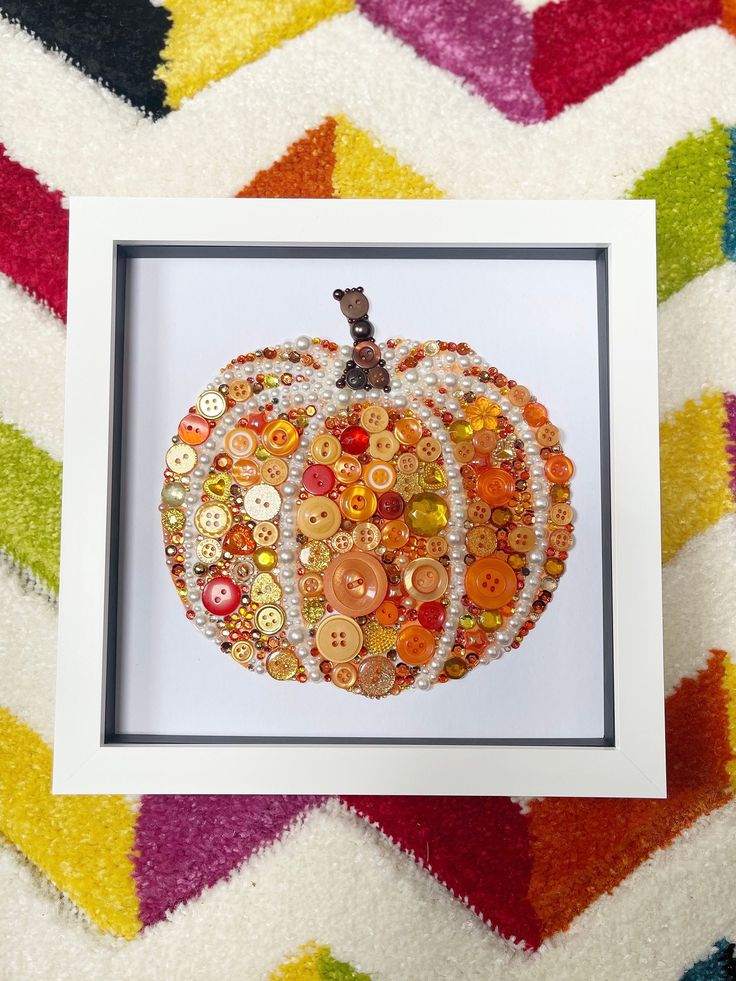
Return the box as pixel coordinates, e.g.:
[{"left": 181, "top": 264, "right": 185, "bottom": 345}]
[{"left": 54, "top": 198, "right": 664, "bottom": 796}]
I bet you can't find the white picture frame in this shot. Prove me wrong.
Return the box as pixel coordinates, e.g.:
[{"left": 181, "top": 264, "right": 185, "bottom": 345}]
[{"left": 53, "top": 197, "right": 664, "bottom": 797}]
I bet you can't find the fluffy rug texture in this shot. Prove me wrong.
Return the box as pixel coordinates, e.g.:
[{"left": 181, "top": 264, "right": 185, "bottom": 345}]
[{"left": 1, "top": 1, "right": 736, "bottom": 978}]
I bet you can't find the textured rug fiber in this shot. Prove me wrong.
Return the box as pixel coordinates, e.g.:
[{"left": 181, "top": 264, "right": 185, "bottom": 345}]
[{"left": 1, "top": 2, "right": 736, "bottom": 979}]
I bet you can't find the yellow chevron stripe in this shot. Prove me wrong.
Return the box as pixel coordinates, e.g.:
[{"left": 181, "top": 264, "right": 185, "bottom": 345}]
[
  {"left": 724, "top": 654, "right": 736, "bottom": 792},
  {"left": 333, "top": 115, "right": 443, "bottom": 199},
  {"left": 0, "top": 708, "right": 140, "bottom": 938},
  {"left": 660, "top": 391, "right": 735, "bottom": 564},
  {"left": 157, "top": 0, "right": 354, "bottom": 109}
]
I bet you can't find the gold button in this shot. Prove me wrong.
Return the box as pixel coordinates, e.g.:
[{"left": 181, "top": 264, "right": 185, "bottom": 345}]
[
  {"left": 255, "top": 604, "right": 285, "bottom": 635},
  {"left": 266, "top": 648, "right": 299, "bottom": 680},
  {"left": 253, "top": 521, "right": 278, "bottom": 546},
  {"left": 508, "top": 527, "right": 535, "bottom": 552},
  {"left": 333, "top": 454, "right": 362, "bottom": 483},
  {"left": 369, "top": 431, "right": 400, "bottom": 461},
  {"left": 549, "top": 528, "right": 573, "bottom": 550},
  {"left": 196, "top": 538, "right": 223, "bottom": 563},
  {"left": 300, "top": 541, "right": 330, "bottom": 571},
  {"left": 550, "top": 503, "right": 573, "bottom": 525},
  {"left": 397, "top": 453, "right": 419, "bottom": 474},
  {"left": 261, "top": 419, "right": 299, "bottom": 457},
  {"left": 297, "top": 497, "right": 341, "bottom": 540},
  {"left": 358, "top": 655, "right": 396, "bottom": 696},
  {"left": 360, "top": 406, "right": 389, "bottom": 433},
  {"left": 299, "top": 573, "right": 323, "bottom": 597},
  {"left": 231, "top": 640, "right": 254, "bottom": 665},
  {"left": 403, "top": 557, "right": 449, "bottom": 602},
  {"left": 316, "top": 615, "right": 363, "bottom": 662},
  {"left": 195, "top": 503, "right": 232, "bottom": 538},
  {"left": 467, "top": 500, "right": 492, "bottom": 525},
  {"left": 339, "top": 484, "right": 377, "bottom": 521},
  {"left": 166, "top": 443, "right": 197, "bottom": 475},
  {"left": 426, "top": 535, "right": 448, "bottom": 558},
  {"left": 331, "top": 662, "right": 358, "bottom": 690},
  {"left": 251, "top": 572, "right": 281, "bottom": 603},
  {"left": 353, "top": 522, "right": 380, "bottom": 551},
  {"left": 310, "top": 434, "right": 341, "bottom": 465},
  {"left": 229, "top": 379, "right": 252, "bottom": 402},
  {"left": 416, "top": 436, "right": 441, "bottom": 462},
  {"left": 394, "top": 417, "right": 422, "bottom": 446},
  {"left": 507, "top": 385, "right": 531, "bottom": 407},
  {"left": 197, "top": 390, "right": 227, "bottom": 420},
  {"left": 261, "top": 458, "right": 288, "bottom": 485},
  {"left": 244, "top": 484, "right": 281, "bottom": 521},
  {"left": 466, "top": 526, "right": 497, "bottom": 556},
  {"left": 330, "top": 530, "right": 354, "bottom": 553}
]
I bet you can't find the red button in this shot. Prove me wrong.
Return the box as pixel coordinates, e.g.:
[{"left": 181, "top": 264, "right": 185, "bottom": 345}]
[
  {"left": 302, "top": 463, "right": 335, "bottom": 495},
  {"left": 340, "top": 425, "right": 369, "bottom": 455},
  {"left": 202, "top": 576, "right": 241, "bottom": 616},
  {"left": 377, "top": 491, "right": 404, "bottom": 519},
  {"left": 417, "top": 601, "right": 446, "bottom": 631}
]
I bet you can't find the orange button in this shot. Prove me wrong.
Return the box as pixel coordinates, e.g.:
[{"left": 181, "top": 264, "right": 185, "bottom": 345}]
[
  {"left": 353, "top": 521, "right": 380, "bottom": 551},
  {"left": 339, "top": 484, "right": 377, "bottom": 521},
  {"left": 416, "top": 436, "right": 441, "bottom": 462},
  {"left": 334, "top": 454, "right": 362, "bottom": 484},
  {"left": 465, "top": 557, "right": 517, "bottom": 610},
  {"left": 550, "top": 503, "right": 573, "bottom": 525},
  {"left": 316, "top": 615, "right": 363, "bottom": 663},
  {"left": 363, "top": 460, "right": 396, "bottom": 492},
  {"left": 231, "top": 458, "right": 260, "bottom": 487},
  {"left": 224, "top": 428, "right": 257, "bottom": 458},
  {"left": 467, "top": 500, "right": 492, "bottom": 525},
  {"left": 323, "top": 552, "right": 387, "bottom": 617},
  {"left": 477, "top": 468, "right": 515, "bottom": 506},
  {"left": 261, "top": 457, "right": 288, "bottom": 485},
  {"left": 261, "top": 419, "right": 299, "bottom": 457},
  {"left": 382, "top": 519, "right": 410, "bottom": 549},
  {"left": 524, "top": 402, "right": 548, "bottom": 427},
  {"left": 394, "top": 417, "right": 422, "bottom": 445},
  {"left": 536, "top": 422, "right": 560, "bottom": 448},
  {"left": 454, "top": 441, "right": 474, "bottom": 463},
  {"left": 397, "top": 623, "right": 435, "bottom": 665},
  {"left": 376, "top": 600, "right": 399, "bottom": 625},
  {"left": 508, "top": 385, "right": 530, "bottom": 407},
  {"left": 545, "top": 454, "right": 574, "bottom": 484},
  {"left": 507, "top": 526, "right": 535, "bottom": 552},
  {"left": 426, "top": 535, "right": 448, "bottom": 558},
  {"left": 403, "top": 557, "right": 449, "bottom": 603},
  {"left": 472, "top": 430, "right": 498, "bottom": 455},
  {"left": 297, "top": 497, "right": 341, "bottom": 540},
  {"left": 549, "top": 528, "right": 573, "bottom": 551},
  {"left": 298, "top": 573, "right": 323, "bottom": 597},
  {"left": 331, "top": 661, "right": 359, "bottom": 689}
]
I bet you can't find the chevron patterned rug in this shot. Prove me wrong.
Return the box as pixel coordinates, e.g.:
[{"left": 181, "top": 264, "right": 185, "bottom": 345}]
[{"left": 2, "top": 1, "right": 736, "bottom": 979}]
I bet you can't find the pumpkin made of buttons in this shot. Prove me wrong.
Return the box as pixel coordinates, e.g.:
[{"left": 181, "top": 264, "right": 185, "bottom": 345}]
[{"left": 160, "top": 335, "right": 574, "bottom": 698}]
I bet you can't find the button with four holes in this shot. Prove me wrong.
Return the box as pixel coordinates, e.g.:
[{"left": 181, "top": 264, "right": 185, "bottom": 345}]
[{"left": 316, "top": 615, "right": 363, "bottom": 662}]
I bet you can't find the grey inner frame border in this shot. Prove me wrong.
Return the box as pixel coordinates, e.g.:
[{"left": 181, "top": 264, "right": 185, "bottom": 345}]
[{"left": 106, "top": 244, "right": 613, "bottom": 747}]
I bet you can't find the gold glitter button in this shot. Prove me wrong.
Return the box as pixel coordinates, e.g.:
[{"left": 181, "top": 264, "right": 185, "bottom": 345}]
[
  {"left": 300, "top": 541, "right": 330, "bottom": 571},
  {"left": 261, "top": 458, "right": 288, "bottom": 486},
  {"left": 353, "top": 522, "right": 380, "bottom": 551},
  {"left": 244, "top": 484, "right": 281, "bottom": 521},
  {"left": 316, "top": 615, "right": 363, "bottom": 663},
  {"left": 330, "top": 530, "right": 354, "bottom": 553},
  {"left": 162, "top": 509, "right": 185, "bottom": 533},
  {"left": 363, "top": 620, "right": 397, "bottom": 655},
  {"left": 266, "top": 648, "right": 298, "bottom": 680},
  {"left": 195, "top": 503, "right": 232, "bottom": 538},
  {"left": 229, "top": 379, "right": 252, "bottom": 402},
  {"left": 466, "top": 526, "right": 497, "bottom": 556},
  {"left": 231, "top": 640, "right": 255, "bottom": 665},
  {"left": 467, "top": 500, "right": 492, "bottom": 525},
  {"left": 331, "top": 662, "right": 358, "bottom": 690},
  {"left": 369, "top": 431, "right": 400, "bottom": 461},
  {"left": 251, "top": 572, "right": 282, "bottom": 604},
  {"left": 196, "top": 538, "right": 222, "bottom": 563},
  {"left": 197, "top": 390, "right": 227, "bottom": 420},
  {"left": 550, "top": 503, "right": 573, "bottom": 525},
  {"left": 166, "top": 443, "right": 197, "bottom": 475},
  {"left": 255, "top": 604, "right": 285, "bottom": 634},
  {"left": 360, "top": 406, "right": 389, "bottom": 433},
  {"left": 297, "top": 497, "right": 342, "bottom": 540},
  {"left": 302, "top": 597, "right": 325, "bottom": 624},
  {"left": 253, "top": 521, "right": 278, "bottom": 546},
  {"left": 426, "top": 535, "right": 448, "bottom": 558},
  {"left": 416, "top": 436, "right": 441, "bottom": 462},
  {"left": 397, "top": 453, "right": 419, "bottom": 474},
  {"left": 403, "top": 557, "right": 449, "bottom": 603},
  {"left": 310, "top": 434, "right": 341, "bottom": 465},
  {"left": 299, "top": 573, "right": 323, "bottom": 597},
  {"left": 358, "top": 655, "right": 396, "bottom": 697},
  {"left": 261, "top": 419, "right": 299, "bottom": 457}
]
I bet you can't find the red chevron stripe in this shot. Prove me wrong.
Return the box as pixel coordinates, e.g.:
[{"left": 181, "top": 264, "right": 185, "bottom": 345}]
[
  {"left": 0, "top": 145, "right": 68, "bottom": 321},
  {"left": 531, "top": 0, "right": 722, "bottom": 119}
]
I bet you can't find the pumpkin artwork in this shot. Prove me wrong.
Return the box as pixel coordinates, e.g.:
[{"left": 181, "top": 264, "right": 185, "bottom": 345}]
[{"left": 160, "top": 288, "right": 575, "bottom": 698}]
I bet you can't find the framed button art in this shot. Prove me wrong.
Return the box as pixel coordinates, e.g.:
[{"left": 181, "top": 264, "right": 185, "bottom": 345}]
[{"left": 53, "top": 197, "right": 665, "bottom": 797}]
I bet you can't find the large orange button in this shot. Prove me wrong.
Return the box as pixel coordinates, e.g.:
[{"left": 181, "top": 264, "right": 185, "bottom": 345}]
[
  {"left": 477, "top": 468, "right": 515, "bottom": 506},
  {"left": 397, "top": 623, "right": 435, "bottom": 665},
  {"left": 261, "top": 419, "right": 299, "bottom": 457},
  {"left": 339, "top": 484, "right": 377, "bottom": 521},
  {"left": 465, "top": 557, "right": 517, "bottom": 610},
  {"left": 403, "top": 557, "right": 449, "bottom": 603},
  {"left": 323, "top": 552, "right": 388, "bottom": 617},
  {"left": 316, "top": 615, "right": 363, "bottom": 663},
  {"left": 545, "top": 454, "right": 574, "bottom": 484},
  {"left": 297, "top": 497, "right": 341, "bottom": 540}
]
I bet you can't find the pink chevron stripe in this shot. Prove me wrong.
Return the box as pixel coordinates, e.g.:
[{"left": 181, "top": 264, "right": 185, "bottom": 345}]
[
  {"left": 132, "top": 795, "right": 322, "bottom": 926},
  {"left": 356, "top": 0, "right": 545, "bottom": 123},
  {"left": 0, "top": 145, "right": 68, "bottom": 321},
  {"left": 723, "top": 392, "right": 736, "bottom": 497}
]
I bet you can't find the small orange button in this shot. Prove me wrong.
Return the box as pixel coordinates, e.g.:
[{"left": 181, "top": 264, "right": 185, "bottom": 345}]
[
  {"left": 382, "top": 519, "right": 410, "bottom": 549},
  {"left": 333, "top": 454, "right": 362, "bottom": 484},
  {"left": 394, "top": 417, "right": 423, "bottom": 445},
  {"left": 465, "top": 557, "right": 517, "bottom": 610},
  {"left": 545, "top": 454, "right": 574, "bottom": 484},
  {"left": 376, "top": 600, "right": 399, "bottom": 625},
  {"left": 477, "top": 468, "right": 515, "bottom": 506},
  {"left": 323, "top": 552, "right": 387, "bottom": 617},
  {"left": 339, "top": 484, "right": 378, "bottom": 521},
  {"left": 472, "top": 430, "right": 498, "bottom": 455},
  {"left": 397, "top": 623, "right": 435, "bottom": 665},
  {"left": 316, "top": 615, "right": 363, "bottom": 663}
]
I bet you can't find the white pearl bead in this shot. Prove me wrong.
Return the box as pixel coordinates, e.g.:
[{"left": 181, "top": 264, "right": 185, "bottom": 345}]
[{"left": 296, "top": 336, "right": 311, "bottom": 351}]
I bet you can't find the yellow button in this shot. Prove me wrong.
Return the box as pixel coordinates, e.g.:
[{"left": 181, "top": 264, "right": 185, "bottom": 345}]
[
  {"left": 403, "top": 557, "right": 449, "bottom": 603},
  {"left": 363, "top": 460, "right": 396, "bottom": 492},
  {"left": 231, "top": 640, "right": 255, "bottom": 665},
  {"left": 334, "top": 454, "right": 362, "bottom": 484},
  {"left": 316, "top": 615, "right": 363, "bottom": 663},
  {"left": 297, "top": 497, "right": 342, "bottom": 539},
  {"left": 261, "top": 458, "right": 288, "bottom": 486},
  {"left": 166, "top": 443, "right": 197, "bottom": 475},
  {"left": 266, "top": 648, "right": 299, "bottom": 679},
  {"left": 353, "top": 522, "right": 380, "bottom": 551},
  {"left": 397, "top": 453, "right": 419, "bottom": 474},
  {"left": 331, "top": 662, "right": 358, "bottom": 689},
  {"left": 194, "top": 503, "right": 232, "bottom": 538},
  {"left": 261, "top": 419, "right": 299, "bottom": 457},
  {"left": 197, "top": 390, "right": 227, "bottom": 420},
  {"left": 244, "top": 484, "right": 281, "bottom": 521},
  {"left": 253, "top": 521, "right": 278, "bottom": 546},
  {"left": 394, "top": 417, "right": 422, "bottom": 445},
  {"left": 360, "top": 406, "right": 389, "bottom": 433},
  {"left": 311, "top": 434, "right": 341, "bottom": 465},
  {"left": 300, "top": 541, "right": 331, "bottom": 571},
  {"left": 339, "top": 484, "right": 377, "bottom": 521},
  {"left": 255, "top": 604, "right": 285, "bottom": 635},
  {"left": 416, "top": 436, "right": 441, "bottom": 462},
  {"left": 369, "top": 431, "right": 400, "bottom": 461}
]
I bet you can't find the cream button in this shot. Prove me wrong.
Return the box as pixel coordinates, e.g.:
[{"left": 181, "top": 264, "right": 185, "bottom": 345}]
[
  {"left": 467, "top": 500, "right": 492, "bottom": 525},
  {"left": 360, "top": 406, "right": 389, "bottom": 433},
  {"left": 416, "top": 436, "right": 441, "bottom": 462},
  {"left": 353, "top": 522, "right": 380, "bottom": 551},
  {"left": 253, "top": 521, "right": 278, "bottom": 546},
  {"left": 297, "top": 497, "right": 341, "bottom": 540},
  {"left": 397, "top": 453, "right": 419, "bottom": 474},
  {"left": 261, "top": 458, "right": 288, "bottom": 486},
  {"left": 310, "top": 434, "right": 341, "bottom": 465},
  {"left": 403, "top": 557, "right": 449, "bottom": 603},
  {"left": 255, "top": 604, "right": 285, "bottom": 634},
  {"left": 228, "top": 379, "right": 252, "bottom": 402},
  {"left": 330, "top": 530, "right": 354, "bottom": 553},
  {"left": 298, "top": 573, "right": 323, "bottom": 597},
  {"left": 369, "top": 430, "right": 400, "bottom": 461},
  {"left": 331, "top": 661, "right": 358, "bottom": 689},
  {"left": 316, "top": 615, "right": 363, "bottom": 663},
  {"left": 197, "top": 390, "right": 227, "bottom": 420},
  {"left": 194, "top": 503, "right": 232, "bottom": 538},
  {"left": 196, "top": 538, "right": 223, "bottom": 563},
  {"left": 166, "top": 443, "right": 197, "bottom": 475},
  {"left": 508, "top": 526, "right": 535, "bottom": 552},
  {"left": 426, "top": 535, "right": 448, "bottom": 558},
  {"left": 244, "top": 484, "right": 281, "bottom": 521}
]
